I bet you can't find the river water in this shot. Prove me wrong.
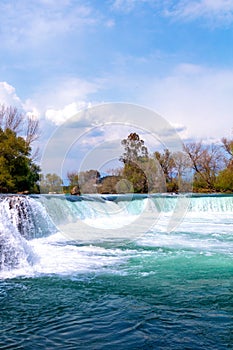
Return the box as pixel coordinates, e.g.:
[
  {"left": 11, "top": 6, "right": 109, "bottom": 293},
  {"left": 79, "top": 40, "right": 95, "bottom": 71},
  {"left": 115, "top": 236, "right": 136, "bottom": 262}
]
[{"left": 0, "top": 194, "right": 233, "bottom": 349}]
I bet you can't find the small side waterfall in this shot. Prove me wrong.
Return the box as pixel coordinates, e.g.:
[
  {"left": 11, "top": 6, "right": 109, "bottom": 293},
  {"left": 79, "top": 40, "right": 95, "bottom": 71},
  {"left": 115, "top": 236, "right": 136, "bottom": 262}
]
[
  {"left": 1, "top": 195, "right": 36, "bottom": 239},
  {"left": 0, "top": 196, "right": 31, "bottom": 270},
  {"left": 0, "top": 195, "right": 55, "bottom": 270}
]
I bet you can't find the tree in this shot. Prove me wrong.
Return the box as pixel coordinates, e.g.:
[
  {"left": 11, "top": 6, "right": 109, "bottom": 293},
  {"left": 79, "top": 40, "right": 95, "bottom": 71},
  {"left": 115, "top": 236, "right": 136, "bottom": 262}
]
[
  {"left": 154, "top": 149, "right": 175, "bottom": 181},
  {"left": 139, "top": 157, "right": 166, "bottom": 193},
  {"left": 40, "top": 173, "right": 63, "bottom": 193},
  {"left": 172, "top": 151, "right": 191, "bottom": 179},
  {"left": 0, "top": 105, "right": 23, "bottom": 133},
  {"left": 66, "top": 171, "right": 80, "bottom": 195},
  {"left": 0, "top": 128, "right": 40, "bottom": 193},
  {"left": 0, "top": 156, "right": 14, "bottom": 192},
  {"left": 0, "top": 105, "right": 39, "bottom": 146},
  {"left": 120, "top": 133, "right": 149, "bottom": 193},
  {"left": 67, "top": 171, "right": 79, "bottom": 187},
  {"left": 73, "top": 169, "right": 100, "bottom": 194},
  {"left": 221, "top": 137, "right": 233, "bottom": 158},
  {"left": 98, "top": 175, "right": 123, "bottom": 194},
  {"left": 215, "top": 138, "right": 233, "bottom": 192},
  {"left": 154, "top": 149, "right": 186, "bottom": 192},
  {"left": 221, "top": 137, "right": 233, "bottom": 169},
  {"left": 215, "top": 165, "right": 233, "bottom": 192},
  {"left": 0, "top": 104, "right": 40, "bottom": 193},
  {"left": 122, "top": 162, "right": 148, "bottom": 193},
  {"left": 184, "top": 141, "right": 226, "bottom": 191},
  {"left": 120, "top": 132, "right": 148, "bottom": 164},
  {"left": 0, "top": 104, "right": 40, "bottom": 162}
]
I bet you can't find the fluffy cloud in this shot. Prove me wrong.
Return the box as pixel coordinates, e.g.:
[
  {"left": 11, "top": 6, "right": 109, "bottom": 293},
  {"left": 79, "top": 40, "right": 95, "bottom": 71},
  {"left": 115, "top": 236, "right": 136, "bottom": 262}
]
[
  {"left": 45, "top": 101, "right": 92, "bottom": 125},
  {"left": 0, "top": 81, "right": 41, "bottom": 121},
  {"left": 27, "top": 76, "right": 101, "bottom": 125},
  {"left": 0, "top": 79, "right": 97, "bottom": 126},
  {"left": 141, "top": 64, "right": 233, "bottom": 140},
  {"left": 0, "top": 82, "right": 23, "bottom": 108}
]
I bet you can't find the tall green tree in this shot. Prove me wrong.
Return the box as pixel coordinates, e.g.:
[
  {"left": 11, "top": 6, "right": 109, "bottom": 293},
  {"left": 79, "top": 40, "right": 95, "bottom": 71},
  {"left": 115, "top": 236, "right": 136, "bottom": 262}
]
[
  {"left": 215, "top": 165, "right": 233, "bottom": 192},
  {"left": 120, "top": 133, "right": 149, "bottom": 193},
  {"left": 120, "top": 132, "right": 148, "bottom": 164},
  {"left": 215, "top": 138, "right": 233, "bottom": 192},
  {"left": 0, "top": 128, "right": 40, "bottom": 193}
]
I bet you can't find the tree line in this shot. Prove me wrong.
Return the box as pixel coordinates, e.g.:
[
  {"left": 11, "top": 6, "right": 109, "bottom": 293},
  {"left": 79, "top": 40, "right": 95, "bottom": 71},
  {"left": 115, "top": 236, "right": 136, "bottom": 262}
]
[
  {"left": 118, "top": 133, "right": 233, "bottom": 193},
  {"left": 45, "top": 132, "right": 233, "bottom": 195},
  {"left": 0, "top": 104, "right": 233, "bottom": 194}
]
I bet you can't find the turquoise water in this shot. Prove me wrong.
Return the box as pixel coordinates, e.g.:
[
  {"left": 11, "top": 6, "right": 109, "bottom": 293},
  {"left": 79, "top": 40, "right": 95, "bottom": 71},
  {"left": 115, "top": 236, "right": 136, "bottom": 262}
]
[{"left": 0, "top": 194, "right": 233, "bottom": 349}]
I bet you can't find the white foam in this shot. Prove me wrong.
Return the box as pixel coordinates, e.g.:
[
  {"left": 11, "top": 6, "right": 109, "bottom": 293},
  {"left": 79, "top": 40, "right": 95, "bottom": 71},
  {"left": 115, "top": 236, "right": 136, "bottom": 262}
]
[{"left": 0, "top": 231, "right": 136, "bottom": 279}]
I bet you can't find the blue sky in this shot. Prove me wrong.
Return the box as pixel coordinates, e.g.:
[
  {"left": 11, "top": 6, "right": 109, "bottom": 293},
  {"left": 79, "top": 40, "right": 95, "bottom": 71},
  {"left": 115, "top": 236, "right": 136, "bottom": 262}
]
[{"left": 0, "top": 0, "right": 233, "bottom": 174}]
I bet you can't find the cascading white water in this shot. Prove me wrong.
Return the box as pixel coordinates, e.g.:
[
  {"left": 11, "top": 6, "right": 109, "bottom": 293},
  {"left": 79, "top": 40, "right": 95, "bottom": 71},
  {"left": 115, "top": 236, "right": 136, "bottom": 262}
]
[
  {"left": 0, "top": 197, "right": 32, "bottom": 270},
  {"left": 0, "top": 193, "right": 233, "bottom": 274},
  {"left": 0, "top": 195, "right": 56, "bottom": 270}
]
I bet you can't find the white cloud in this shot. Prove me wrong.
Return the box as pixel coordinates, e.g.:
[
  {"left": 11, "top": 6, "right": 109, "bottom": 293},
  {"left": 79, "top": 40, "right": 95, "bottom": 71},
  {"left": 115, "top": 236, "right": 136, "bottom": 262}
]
[
  {"left": 141, "top": 64, "right": 233, "bottom": 140},
  {"left": 164, "top": 0, "right": 233, "bottom": 25},
  {"left": 23, "top": 100, "right": 41, "bottom": 119},
  {"left": 0, "top": 79, "right": 94, "bottom": 127},
  {"left": 45, "top": 101, "right": 92, "bottom": 125},
  {"left": 0, "top": 82, "right": 23, "bottom": 108},
  {"left": 42, "top": 77, "right": 99, "bottom": 108},
  {"left": 0, "top": 1, "right": 98, "bottom": 50},
  {"left": 26, "top": 76, "right": 101, "bottom": 125},
  {"left": 0, "top": 81, "right": 42, "bottom": 120},
  {"left": 0, "top": 75, "right": 103, "bottom": 126}
]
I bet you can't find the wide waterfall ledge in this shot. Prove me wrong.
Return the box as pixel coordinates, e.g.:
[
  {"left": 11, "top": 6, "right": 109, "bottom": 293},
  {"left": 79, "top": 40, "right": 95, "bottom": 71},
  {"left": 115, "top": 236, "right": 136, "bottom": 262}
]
[{"left": 0, "top": 193, "right": 233, "bottom": 273}]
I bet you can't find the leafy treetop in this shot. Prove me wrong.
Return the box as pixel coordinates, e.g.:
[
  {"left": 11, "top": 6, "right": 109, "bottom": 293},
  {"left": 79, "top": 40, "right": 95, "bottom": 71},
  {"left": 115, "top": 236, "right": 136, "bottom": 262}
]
[{"left": 120, "top": 132, "right": 148, "bottom": 164}]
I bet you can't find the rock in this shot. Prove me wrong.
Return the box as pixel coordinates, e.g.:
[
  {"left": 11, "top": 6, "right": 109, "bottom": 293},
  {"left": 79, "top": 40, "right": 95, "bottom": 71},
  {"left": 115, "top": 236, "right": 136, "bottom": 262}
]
[{"left": 70, "top": 186, "right": 81, "bottom": 196}]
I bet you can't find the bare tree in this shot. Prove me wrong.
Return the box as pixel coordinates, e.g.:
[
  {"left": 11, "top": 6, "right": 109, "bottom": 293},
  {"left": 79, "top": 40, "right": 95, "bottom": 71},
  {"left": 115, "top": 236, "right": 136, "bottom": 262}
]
[
  {"left": 184, "top": 141, "right": 226, "bottom": 190},
  {"left": 67, "top": 171, "right": 79, "bottom": 187},
  {"left": 172, "top": 151, "right": 191, "bottom": 179},
  {"left": 106, "top": 167, "right": 123, "bottom": 176},
  {"left": 26, "top": 117, "right": 39, "bottom": 145},
  {"left": 0, "top": 105, "right": 24, "bottom": 133},
  {"left": 221, "top": 137, "right": 233, "bottom": 157},
  {"left": 0, "top": 104, "right": 39, "bottom": 147},
  {"left": 154, "top": 149, "right": 176, "bottom": 183}
]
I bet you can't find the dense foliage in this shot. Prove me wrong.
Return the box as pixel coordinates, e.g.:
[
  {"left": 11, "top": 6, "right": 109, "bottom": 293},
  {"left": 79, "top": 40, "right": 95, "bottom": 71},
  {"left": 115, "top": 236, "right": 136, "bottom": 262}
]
[
  {"left": 0, "top": 105, "right": 40, "bottom": 193},
  {"left": 0, "top": 128, "right": 40, "bottom": 193},
  {"left": 119, "top": 133, "right": 149, "bottom": 193}
]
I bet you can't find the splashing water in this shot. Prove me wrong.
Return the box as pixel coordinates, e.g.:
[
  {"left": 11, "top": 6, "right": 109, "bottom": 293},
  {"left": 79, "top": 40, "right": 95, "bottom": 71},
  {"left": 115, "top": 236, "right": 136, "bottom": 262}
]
[{"left": 0, "top": 194, "right": 233, "bottom": 349}]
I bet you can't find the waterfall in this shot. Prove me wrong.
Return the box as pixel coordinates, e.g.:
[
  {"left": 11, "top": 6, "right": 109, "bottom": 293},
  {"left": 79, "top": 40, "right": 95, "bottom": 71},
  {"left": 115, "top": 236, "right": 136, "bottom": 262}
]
[
  {"left": 0, "top": 193, "right": 233, "bottom": 271},
  {"left": 0, "top": 195, "right": 55, "bottom": 270}
]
